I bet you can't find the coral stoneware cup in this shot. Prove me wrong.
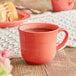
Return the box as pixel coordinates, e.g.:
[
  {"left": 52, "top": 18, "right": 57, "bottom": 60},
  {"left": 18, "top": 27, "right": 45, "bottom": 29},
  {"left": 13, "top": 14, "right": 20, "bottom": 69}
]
[
  {"left": 52, "top": 0, "right": 76, "bottom": 12},
  {"left": 18, "top": 23, "right": 68, "bottom": 64}
]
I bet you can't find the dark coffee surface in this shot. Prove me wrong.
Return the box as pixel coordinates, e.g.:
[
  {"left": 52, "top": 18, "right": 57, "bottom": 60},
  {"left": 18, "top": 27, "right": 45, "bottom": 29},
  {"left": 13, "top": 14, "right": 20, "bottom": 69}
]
[{"left": 25, "top": 28, "right": 53, "bottom": 32}]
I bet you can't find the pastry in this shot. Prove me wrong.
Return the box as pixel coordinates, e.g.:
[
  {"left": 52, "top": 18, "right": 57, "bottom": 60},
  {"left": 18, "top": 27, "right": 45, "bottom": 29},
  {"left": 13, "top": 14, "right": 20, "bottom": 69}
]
[{"left": 0, "top": 1, "right": 18, "bottom": 22}]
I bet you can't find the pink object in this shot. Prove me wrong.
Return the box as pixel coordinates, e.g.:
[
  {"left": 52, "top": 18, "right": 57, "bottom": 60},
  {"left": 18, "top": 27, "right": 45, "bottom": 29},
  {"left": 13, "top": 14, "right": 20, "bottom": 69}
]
[
  {"left": 51, "top": 0, "right": 76, "bottom": 12},
  {"left": 0, "top": 50, "right": 13, "bottom": 72},
  {"left": 0, "top": 11, "right": 30, "bottom": 28},
  {"left": 18, "top": 23, "right": 68, "bottom": 64}
]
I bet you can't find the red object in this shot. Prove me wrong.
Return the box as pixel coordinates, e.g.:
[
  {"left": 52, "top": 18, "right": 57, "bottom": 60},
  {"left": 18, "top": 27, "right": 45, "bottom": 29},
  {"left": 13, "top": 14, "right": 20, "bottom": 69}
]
[
  {"left": 18, "top": 23, "right": 68, "bottom": 64},
  {"left": 0, "top": 11, "right": 30, "bottom": 28},
  {"left": 52, "top": 0, "right": 76, "bottom": 12}
]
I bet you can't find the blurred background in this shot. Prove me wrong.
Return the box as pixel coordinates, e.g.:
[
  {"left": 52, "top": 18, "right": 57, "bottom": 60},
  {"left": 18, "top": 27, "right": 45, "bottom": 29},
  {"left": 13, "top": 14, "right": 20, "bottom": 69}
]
[
  {"left": 12, "top": 0, "right": 76, "bottom": 10},
  {"left": 6, "top": 0, "right": 76, "bottom": 10}
]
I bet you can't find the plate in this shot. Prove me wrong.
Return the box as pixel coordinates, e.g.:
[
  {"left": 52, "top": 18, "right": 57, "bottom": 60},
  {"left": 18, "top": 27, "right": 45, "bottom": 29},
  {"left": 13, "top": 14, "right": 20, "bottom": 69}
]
[{"left": 0, "top": 11, "right": 30, "bottom": 28}]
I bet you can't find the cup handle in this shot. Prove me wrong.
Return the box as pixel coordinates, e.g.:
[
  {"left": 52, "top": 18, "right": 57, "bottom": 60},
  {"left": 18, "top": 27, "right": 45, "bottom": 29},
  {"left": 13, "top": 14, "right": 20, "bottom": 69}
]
[
  {"left": 57, "top": 28, "right": 68, "bottom": 51},
  {"left": 69, "top": 0, "right": 75, "bottom": 5}
]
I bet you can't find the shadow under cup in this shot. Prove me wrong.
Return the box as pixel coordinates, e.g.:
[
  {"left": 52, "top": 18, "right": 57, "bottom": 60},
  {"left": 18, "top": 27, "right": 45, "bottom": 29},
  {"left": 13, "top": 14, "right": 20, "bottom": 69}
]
[{"left": 18, "top": 23, "right": 68, "bottom": 64}]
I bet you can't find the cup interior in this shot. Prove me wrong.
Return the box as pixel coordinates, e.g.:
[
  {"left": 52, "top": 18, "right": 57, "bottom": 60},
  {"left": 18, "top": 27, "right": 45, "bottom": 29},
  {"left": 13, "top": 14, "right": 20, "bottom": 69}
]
[{"left": 19, "top": 23, "right": 59, "bottom": 33}]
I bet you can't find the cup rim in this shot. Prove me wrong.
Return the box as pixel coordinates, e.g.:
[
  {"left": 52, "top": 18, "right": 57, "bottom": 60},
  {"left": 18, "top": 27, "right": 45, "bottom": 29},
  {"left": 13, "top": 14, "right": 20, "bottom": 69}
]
[{"left": 18, "top": 23, "right": 60, "bottom": 33}]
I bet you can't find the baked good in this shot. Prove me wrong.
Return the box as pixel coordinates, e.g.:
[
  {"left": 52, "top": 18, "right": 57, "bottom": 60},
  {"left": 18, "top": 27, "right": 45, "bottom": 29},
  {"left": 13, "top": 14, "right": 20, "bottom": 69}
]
[{"left": 0, "top": 1, "right": 18, "bottom": 22}]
